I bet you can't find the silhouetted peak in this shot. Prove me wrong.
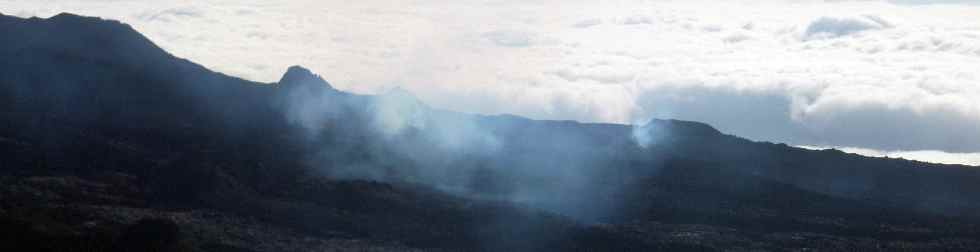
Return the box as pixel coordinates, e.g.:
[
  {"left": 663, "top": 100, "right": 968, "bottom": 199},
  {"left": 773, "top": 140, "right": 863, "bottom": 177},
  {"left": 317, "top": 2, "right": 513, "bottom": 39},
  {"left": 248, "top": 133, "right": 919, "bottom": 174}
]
[
  {"left": 282, "top": 65, "right": 315, "bottom": 79},
  {"left": 278, "top": 65, "right": 335, "bottom": 91},
  {"left": 46, "top": 12, "right": 140, "bottom": 37},
  {"left": 641, "top": 118, "right": 722, "bottom": 138},
  {"left": 46, "top": 12, "right": 139, "bottom": 36},
  {"left": 0, "top": 12, "right": 173, "bottom": 66},
  {"left": 50, "top": 12, "right": 94, "bottom": 22}
]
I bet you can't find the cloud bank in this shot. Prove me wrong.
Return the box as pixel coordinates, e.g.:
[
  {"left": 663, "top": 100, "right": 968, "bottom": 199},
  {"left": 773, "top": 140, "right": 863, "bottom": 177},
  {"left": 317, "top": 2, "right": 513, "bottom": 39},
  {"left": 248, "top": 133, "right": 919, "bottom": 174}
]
[
  {"left": 4, "top": 0, "right": 979, "bottom": 164},
  {"left": 799, "top": 145, "right": 980, "bottom": 166}
]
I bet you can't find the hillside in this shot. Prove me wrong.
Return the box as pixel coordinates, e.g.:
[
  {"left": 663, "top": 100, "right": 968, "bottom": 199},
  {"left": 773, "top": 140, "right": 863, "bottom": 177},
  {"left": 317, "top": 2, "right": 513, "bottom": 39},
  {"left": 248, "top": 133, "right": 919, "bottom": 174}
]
[{"left": 2, "top": 13, "right": 980, "bottom": 251}]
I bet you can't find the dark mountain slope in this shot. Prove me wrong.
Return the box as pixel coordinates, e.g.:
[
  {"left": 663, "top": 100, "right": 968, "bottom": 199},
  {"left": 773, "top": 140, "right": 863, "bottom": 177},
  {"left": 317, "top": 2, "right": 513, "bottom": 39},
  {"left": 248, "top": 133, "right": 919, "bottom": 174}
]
[
  {"left": 2, "top": 13, "right": 979, "bottom": 251},
  {"left": 0, "top": 13, "right": 664, "bottom": 251}
]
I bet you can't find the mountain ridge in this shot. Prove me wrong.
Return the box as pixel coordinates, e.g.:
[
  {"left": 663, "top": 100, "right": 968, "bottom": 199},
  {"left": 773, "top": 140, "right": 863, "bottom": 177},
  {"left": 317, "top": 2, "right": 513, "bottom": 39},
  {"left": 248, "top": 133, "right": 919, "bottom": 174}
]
[{"left": 2, "top": 12, "right": 980, "bottom": 251}]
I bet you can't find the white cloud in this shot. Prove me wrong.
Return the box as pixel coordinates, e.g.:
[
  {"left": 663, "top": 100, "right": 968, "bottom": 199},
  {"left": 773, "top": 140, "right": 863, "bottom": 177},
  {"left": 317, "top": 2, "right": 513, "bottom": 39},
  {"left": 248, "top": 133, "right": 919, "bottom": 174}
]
[
  {"left": 798, "top": 145, "right": 980, "bottom": 166},
  {"left": 618, "top": 14, "right": 655, "bottom": 25},
  {"left": 572, "top": 18, "right": 602, "bottom": 28},
  {"left": 3, "top": 0, "right": 980, "bottom": 162},
  {"left": 802, "top": 15, "right": 891, "bottom": 40},
  {"left": 135, "top": 6, "right": 204, "bottom": 23},
  {"left": 483, "top": 30, "right": 534, "bottom": 47}
]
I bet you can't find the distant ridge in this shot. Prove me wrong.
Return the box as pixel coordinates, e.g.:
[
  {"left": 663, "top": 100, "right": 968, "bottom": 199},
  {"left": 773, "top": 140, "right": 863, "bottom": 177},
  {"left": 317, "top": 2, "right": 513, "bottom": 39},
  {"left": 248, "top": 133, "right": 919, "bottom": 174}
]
[{"left": 2, "top": 12, "right": 980, "bottom": 251}]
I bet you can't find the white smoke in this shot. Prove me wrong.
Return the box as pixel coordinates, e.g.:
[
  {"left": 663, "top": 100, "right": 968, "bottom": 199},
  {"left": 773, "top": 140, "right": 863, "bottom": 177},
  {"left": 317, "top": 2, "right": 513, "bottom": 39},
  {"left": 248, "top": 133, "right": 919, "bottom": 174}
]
[{"left": 371, "top": 88, "right": 427, "bottom": 138}]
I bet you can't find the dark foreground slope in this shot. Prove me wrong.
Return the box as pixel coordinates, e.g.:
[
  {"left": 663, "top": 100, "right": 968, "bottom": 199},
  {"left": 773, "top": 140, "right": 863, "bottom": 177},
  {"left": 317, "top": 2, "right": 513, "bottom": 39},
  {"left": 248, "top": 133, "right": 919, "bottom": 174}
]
[{"left": 1, "top": 13, "right": 979, "bottom": 251}]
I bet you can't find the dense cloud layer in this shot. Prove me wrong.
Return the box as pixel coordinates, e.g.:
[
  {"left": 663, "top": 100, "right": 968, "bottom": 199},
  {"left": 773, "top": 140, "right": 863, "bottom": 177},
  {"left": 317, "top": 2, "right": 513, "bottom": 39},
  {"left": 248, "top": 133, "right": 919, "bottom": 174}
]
[
  {"left": 3, "top": 0, "right": 979, "bottom": 164},
  {"left": 799, "top": 145, "right": 980, "bottom": 166}
]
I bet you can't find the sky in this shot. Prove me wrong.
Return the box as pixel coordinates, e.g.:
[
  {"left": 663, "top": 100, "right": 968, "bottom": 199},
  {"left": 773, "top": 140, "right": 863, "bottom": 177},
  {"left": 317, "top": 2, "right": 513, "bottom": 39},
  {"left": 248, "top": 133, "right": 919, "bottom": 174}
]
[{"left": 3, "top": 0, "right": 980, "bottom": 165}]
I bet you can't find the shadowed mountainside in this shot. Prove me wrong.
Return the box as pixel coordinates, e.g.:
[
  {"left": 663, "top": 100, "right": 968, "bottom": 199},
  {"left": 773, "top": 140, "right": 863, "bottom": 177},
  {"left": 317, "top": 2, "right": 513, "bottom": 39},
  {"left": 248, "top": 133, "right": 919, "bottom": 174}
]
[{"left": 2, "top": 13, "right": 980, "bottom": 251}]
